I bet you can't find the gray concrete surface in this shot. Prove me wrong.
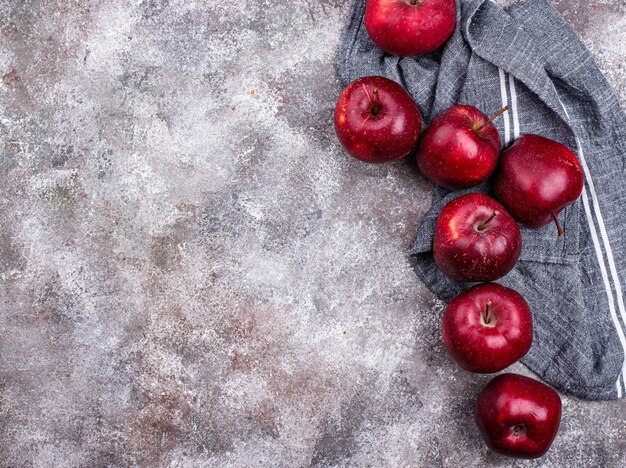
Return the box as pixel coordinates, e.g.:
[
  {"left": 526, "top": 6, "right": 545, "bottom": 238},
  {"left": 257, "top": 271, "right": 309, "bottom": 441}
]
[{"left": 0, "top": 0, "right": 624, "bottom": 466}]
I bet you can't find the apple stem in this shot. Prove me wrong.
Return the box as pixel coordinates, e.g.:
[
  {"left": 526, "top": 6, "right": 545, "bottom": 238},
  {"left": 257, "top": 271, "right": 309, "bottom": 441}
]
[
  {"left": 361, "top": 84, "right": 382, "bottom": 117},
  {"left": 552, "top": 212, "right": 564, "bottom": 237},
  {"left": 477, "top": 211, "right": 499, "bottom": 231},
  {"left": 483, "top": 300, "right": 493, "bottom": 324},
  {"left": 476, "top": 105, "right": 509, "bottom": 132},
  {"left": 370, "top": 88, "right": 381, "bottom": 116}
]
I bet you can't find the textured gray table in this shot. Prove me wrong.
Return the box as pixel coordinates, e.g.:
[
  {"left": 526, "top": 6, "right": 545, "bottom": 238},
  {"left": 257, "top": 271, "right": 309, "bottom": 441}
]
[{"left": 1, "top": 1, "right": 624, "bottom": 466}]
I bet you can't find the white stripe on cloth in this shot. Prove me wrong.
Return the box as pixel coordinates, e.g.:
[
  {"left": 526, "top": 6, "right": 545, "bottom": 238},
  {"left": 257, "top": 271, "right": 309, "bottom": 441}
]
[
  {"left": 553, "top": 89, "right": 626, "bottom": 396},
  {"left": 576, "top": 144, "right": 626, "bottom": 338},
  {"left": 508, "top": 74, "right": 521, "bottom": 138},
  {"left": 577, "top": 145, "right": 626, "bottom": 393},
  {"left": 582, "top": 189, "right": 626, "bottom": 396},
  {"left": 498, "top": 68, "right": 511, "bottom": 145}
]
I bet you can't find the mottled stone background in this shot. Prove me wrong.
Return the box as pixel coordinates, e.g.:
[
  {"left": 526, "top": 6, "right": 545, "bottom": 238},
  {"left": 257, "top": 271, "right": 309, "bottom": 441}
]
[{"left": 0, "top": 0, "right": 624, "bottom": 466}]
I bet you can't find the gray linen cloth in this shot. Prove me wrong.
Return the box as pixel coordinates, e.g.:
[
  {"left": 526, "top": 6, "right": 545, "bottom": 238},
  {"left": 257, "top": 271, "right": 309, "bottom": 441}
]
[{"left": 339, "top": 0, "right": 626, "bottom": 400}]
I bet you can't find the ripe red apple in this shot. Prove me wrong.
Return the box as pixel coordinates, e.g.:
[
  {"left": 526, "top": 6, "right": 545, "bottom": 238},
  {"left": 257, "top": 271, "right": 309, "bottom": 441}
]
[
  {"left": 433, "top": 194, "right": 522, "bottom": 282},
  {"left": 365, "top": 0, "right": 456, "bottom": 57},
  {"left": 334, "top": 76, "right": 422, "bottom": 163},
  {"left": 494, "top": 134, "right": 584, "bottom": 236},
  {"left": 416, "top": 105, "right": 507, "bottom": 190},
  {"left": 442, "top": 283, "right": 532, "bottom": 373},
  {"left": 476, "top": 373, "right": 562, "bottom": 459}
]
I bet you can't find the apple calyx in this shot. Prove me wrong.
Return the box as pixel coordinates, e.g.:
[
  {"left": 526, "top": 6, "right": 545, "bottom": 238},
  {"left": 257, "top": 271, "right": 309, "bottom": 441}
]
[
  {"left": 480, "top": 300, "right": 496, "bottom": 328},
  {"left": 475, "top": 105, "right": 509, "bottom": 133},
  {"left": 551, "top": 212, "right": 564, "bottom": 237},
  {"left": 512, "top": 424, "right": 526, "bottom": 438},
  {"left": 477, "top": 211, "right": 499, "bottom": 231},
  {"left": 408, "top": 0, "right": 424, "bottom": 6}
]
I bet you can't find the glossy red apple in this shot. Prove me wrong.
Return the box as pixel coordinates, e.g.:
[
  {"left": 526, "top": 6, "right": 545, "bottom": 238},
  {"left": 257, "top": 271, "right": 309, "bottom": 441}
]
[
  {"left": 476, "top": 373, "right": 562, "bottom": 459},
  {"left": 334, "top": 76, "right": 422, "bottom": 163},
  {"left": 494, "top": 134, "right": 584, "bottom": 236},
  {"left": 433, "top": 194, "right": 522, "bottom": 282},
  {"left": 442, "top": 283, "right": 532, "bottom": 373},
  {"left": 365, "top": 0, "right": 456, "bottom": 57},
  {"left": 416, "top": 105, "right": 507, "bottom": 190}
]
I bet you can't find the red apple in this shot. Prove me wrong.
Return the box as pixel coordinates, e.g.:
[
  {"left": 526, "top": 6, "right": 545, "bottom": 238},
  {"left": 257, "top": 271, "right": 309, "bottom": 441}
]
[
  {"left": 433, "top": 194, "right": 522, "bottom": 282},
  {"left": 494, "top": 134, "right": 584, "bottom": 236},
  {"left": 365, "top": 0, "right": 456, "bottom": 57},
  {"left": 476, "top": 373, "right": 562, "bottom": 459},
  {"left": 442, "top": 283, "right": 532, "bottom": 373},
  {"left": 416, "top": 105, "right": 506, "bottom": 190},
  {"left": 334, "top": 76, "right": 422, "bottom": 163}
]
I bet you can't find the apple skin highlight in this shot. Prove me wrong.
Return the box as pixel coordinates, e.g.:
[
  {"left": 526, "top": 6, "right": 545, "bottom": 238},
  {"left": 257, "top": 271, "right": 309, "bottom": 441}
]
[
  {"left": 416, "top": 105, "right": 503, "bottom": 190},
  {"left": 365, "top": 0, "right": 456, "bottom": 57},
  {"left": 442, "top": 283, "right": 533, "bottom": 373},
  {"left": 334, "top": 76, "right": 422, "bottom": 163},
  {"left": 433, "top": 194, "right": 522, "bottom": 282},
  {"left": 495, "top": 134, "right": 584, "bottom": 236},
  {"left": 476, "top": 373, "right": 562, "bottom": 459}
]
